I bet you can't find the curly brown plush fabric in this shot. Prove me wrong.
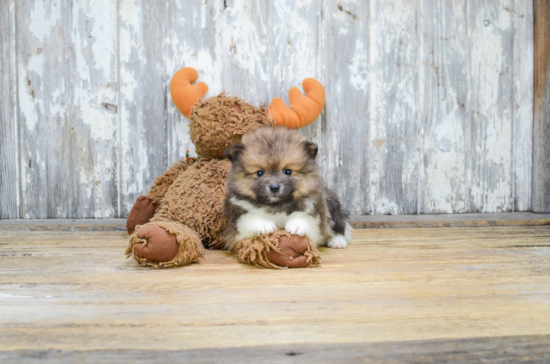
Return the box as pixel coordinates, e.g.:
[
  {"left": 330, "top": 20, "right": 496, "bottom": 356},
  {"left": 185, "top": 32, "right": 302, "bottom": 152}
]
[
  {"left": 235, "top": 230, "right": 321, "bottom": 269},
  {"left": 190, "top": 93, "right": 271, "bottom": 159},
  {"left": 151, "top": 159, "right": 231, "bottom": 249},
  {"left": 146, "top": 159, "right": 197, "bottom": 204},
  {"left": 126, "top": 221, "right": 204, "bottom": 268}
]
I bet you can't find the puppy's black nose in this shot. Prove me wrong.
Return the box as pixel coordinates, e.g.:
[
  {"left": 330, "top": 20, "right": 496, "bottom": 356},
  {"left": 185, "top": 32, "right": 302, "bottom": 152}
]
[{"left": 269, "top": 183, "right": 280, "bottom": 193}]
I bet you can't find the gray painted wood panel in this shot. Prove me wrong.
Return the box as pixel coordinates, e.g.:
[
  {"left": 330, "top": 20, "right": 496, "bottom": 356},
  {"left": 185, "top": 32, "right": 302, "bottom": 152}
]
[
  {"left": 69, "top": 0, "right": 119, "bottom": 218},
  {"left": 420, "top": 0, "right": 470, "bottom": 214},
  {"left": 119, "top": 0, "right": 169, "bottom": 216},
  {"left": 513, "top": 0, "right": 534, "bottom": 212},
  {"left": 0, "top": 0, "right": 537, "bottom": 218},
  {"left": 368, "top": 0, "right": 419, "bottom": 215},
  {"left": 17, "top": 0, "right": 72, "bottom": 218},
  {"left": 322, "top": 0, "right": 370, "bottom": 216},
  {"left": 0, "top": 0, "right": 19, "bottom": 219},
  {"left": 164, "top": 0, "right": 220, "bottom": 165},
  {"left": 14, "top": 0, "right": 119, "bottom": 219},
  {"left": 468, "top": 0, "right": 515, "bottom": 213}
]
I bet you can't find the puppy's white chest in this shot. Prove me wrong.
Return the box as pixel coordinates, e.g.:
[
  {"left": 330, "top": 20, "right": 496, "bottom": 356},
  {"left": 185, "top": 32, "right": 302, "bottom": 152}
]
[
  {"left": 252, "top": 210, "right": 292, "bottom": 229},
  {"left": 230, "top": 198, "right": 323, "bottom": 245},
  {"left": 235, "top": 210, "right": 292, "bottom": 241}
]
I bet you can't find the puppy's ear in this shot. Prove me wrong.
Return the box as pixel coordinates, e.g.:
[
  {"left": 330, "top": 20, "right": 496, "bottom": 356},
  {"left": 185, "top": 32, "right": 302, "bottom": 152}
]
[
  {"left": 304, "top": 141, "right": 318, "bottom": 159},
  {"left": 225, "top": 143, "right": 244, "bottom": 163}
]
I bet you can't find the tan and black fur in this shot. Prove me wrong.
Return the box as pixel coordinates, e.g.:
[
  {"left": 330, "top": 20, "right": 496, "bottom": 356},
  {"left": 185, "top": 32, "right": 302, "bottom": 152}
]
[{"left": 223, "top": 126, "right": 352, "bottom": 251}]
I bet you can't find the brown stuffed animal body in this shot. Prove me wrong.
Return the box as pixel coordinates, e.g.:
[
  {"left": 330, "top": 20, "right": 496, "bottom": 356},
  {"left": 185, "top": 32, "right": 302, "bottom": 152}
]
[{"left": 125, "top": 68, "right": 325, "bottom": 268}]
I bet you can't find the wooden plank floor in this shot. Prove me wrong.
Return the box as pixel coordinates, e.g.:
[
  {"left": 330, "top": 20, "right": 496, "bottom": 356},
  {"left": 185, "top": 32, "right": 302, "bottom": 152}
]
[{"left": 1, "top": 226, "right": 550, "bottom": 363}]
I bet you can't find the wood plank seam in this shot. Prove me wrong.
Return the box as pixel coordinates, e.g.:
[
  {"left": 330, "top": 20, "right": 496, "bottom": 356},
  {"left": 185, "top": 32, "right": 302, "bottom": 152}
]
[{"left": 1, "top": 213, "right": 549, "bottom": 231}]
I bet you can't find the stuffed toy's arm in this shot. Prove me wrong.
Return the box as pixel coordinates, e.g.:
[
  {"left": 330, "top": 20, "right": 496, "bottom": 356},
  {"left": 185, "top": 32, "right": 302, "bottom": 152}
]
[
  {"left": 146, "top": 158, "right": 197, "bottom": 204},
  {"left": 126, "top": 158, "right": 196, "bottom": 234}
]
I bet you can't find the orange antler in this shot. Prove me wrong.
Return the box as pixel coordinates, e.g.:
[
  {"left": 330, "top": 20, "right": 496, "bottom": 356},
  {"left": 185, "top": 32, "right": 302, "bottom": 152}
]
[
  {"left": 268, "top": 78, "right": 325, "bottom": 129},
  {"left": 170, "top": 68, "right": 208, "bottom": 118}
]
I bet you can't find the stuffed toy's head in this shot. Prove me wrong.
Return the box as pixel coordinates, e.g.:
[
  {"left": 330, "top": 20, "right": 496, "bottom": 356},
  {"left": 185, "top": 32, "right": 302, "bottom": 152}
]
[{"left": 170, "top": 68, "right": 325, "bottom": 159}]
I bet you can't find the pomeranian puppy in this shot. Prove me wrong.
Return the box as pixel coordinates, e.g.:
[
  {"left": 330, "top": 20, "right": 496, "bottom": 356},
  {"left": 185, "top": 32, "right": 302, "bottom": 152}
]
[{"left": 223, "top": 126, "right": 352, "bottom": 251}]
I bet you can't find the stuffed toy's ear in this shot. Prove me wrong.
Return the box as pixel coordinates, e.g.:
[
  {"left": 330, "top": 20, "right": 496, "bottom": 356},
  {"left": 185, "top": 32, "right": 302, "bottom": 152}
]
[
  {"left": 170, "top": 68, "right": 208, "bottom": 118},
  {"left": 304, "top": 141, "right": 318, "bottom": 159},
  {"left": 268, "top": 78, "right": 325, "bottom": 129},
  {"left": 225, "top": 143, "right": 244, "bottom": 162}
]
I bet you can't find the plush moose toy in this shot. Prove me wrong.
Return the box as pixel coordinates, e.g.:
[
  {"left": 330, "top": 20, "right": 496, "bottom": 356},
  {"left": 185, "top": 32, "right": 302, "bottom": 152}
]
[{"left": 125, "top": 68, "right": 325, "bottom": 269}]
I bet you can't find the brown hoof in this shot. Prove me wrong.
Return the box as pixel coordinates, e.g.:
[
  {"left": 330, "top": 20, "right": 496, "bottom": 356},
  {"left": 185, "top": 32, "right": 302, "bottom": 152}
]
[
  {"left": 126, "top": 196, "right": 157, "bottom": 234},
  {"left": 134, "top": 225, "right": 179, "bottom": 262},
  {"left": 266, "top": 235, "right": 311, "bottom": 268}
]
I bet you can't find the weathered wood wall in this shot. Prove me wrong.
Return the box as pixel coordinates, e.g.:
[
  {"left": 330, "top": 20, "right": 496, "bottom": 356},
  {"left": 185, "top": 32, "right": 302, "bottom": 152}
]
[
  {"left": 533, "top": 0, "right": 550, "bottom": 213},
  {"left": 0, "top": 0, "right": 535, "bottom": 218}
]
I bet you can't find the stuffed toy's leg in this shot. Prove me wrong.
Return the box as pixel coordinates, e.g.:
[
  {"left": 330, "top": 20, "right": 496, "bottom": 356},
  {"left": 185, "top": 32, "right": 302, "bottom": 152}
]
[
  {"left": 126, "top": 159, "right": 196, "bottom": 234},
  {"left": 235, "top": 230, "right": 321, "bottom": 269},
  {"left": 125, "top": 221, "right": 204, "bottom": 268}
]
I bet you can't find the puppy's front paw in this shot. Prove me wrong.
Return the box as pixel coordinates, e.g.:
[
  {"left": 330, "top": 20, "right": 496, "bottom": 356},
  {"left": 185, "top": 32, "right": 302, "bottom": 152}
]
[
  {"left": 285, "top": 218, "right": 311, "bottom": 236},
  {"left": 328, "top": 235, "right": 348, "bottom": 249},
  {"left": 250, "top": 218, "right": 277, "bottom": 236}
]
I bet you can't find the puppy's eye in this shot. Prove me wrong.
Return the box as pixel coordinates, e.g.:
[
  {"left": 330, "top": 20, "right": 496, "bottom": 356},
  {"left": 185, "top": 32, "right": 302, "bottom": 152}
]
[
  {"left": 256, "top": 170, "right": 265, "bottom": 177},
  {"left": 283, "top": 169, "right": 292, "bottom": 176}
]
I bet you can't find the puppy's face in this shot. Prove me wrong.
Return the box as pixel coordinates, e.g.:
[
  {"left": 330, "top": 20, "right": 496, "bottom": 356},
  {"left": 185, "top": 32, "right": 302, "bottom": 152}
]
[{"left": 226, "top": 126, "right": 319, "bottom": 206}]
